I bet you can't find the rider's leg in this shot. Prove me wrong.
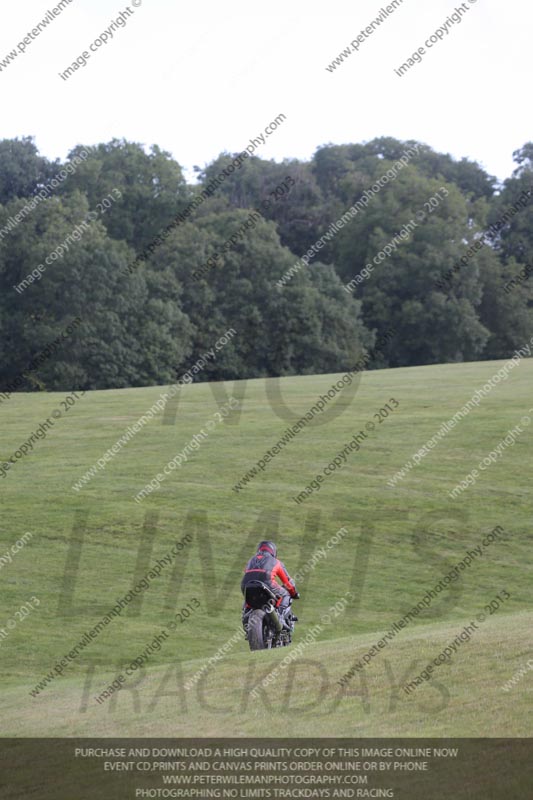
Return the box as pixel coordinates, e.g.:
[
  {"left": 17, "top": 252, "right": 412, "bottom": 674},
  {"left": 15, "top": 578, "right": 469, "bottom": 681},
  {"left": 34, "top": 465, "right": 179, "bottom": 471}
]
[{"left": 275, "top": 587, "right": 293, "bottom": 626}]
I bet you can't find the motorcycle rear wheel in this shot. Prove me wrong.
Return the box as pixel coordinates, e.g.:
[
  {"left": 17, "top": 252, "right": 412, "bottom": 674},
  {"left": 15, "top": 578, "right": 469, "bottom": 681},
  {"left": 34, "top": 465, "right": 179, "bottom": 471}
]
[{"left": 248, "top": 609, "right": 272, "bottom": 650}]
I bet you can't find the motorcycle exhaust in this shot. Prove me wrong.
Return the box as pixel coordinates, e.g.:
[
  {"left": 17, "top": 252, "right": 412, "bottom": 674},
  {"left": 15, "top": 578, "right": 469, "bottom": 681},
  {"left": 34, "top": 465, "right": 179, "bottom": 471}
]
[{"left": 266, "top": 603, "right": 282, "bottom": 633}]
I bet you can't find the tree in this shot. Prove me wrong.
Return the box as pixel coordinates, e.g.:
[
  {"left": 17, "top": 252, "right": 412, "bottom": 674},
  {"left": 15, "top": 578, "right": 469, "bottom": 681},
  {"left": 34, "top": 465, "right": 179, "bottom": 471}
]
[
  {"left": 489, "top": 143, "right": 533, "bottom": 266},
  {"left": 473, "top": 143, "right": 533, "bottom": 356},
  {"left": 147, "top": 207, "right": 370, "bottom": 380},
  {"left": 0, "top": 192, "right": 193, "bottom": 390},
  {"left": 0, "top": 135, "right": 528, "bottom": 391},
  {"left": 198, "top": 153, "right": 327, "bottom": 257},
  {"left": 333, "top": 168, "right": 490, "bottom": 365},
  {"left": 0, "top": 137, "right": 58, "bottom": 205},
  {"left": 62, "top": 139, "right": 192, "bottom": 252}
]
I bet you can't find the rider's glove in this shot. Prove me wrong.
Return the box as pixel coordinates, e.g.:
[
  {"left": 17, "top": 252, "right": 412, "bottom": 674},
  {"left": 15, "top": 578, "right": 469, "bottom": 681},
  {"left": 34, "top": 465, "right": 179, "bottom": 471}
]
[{"left": 293, "top": 591, "right": 300, "bottom": 600}]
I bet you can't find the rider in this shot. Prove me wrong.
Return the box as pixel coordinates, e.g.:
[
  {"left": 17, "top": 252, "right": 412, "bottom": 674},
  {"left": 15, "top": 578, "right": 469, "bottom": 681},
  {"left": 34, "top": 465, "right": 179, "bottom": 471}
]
[{"left": 241, "top": 540, "right": 299, "bottom": 627}]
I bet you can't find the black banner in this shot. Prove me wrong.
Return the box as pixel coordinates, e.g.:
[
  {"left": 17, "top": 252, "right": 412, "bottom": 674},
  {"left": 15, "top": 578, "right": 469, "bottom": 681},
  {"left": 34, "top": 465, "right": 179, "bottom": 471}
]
[{"left": 0, "top": 738, "right": 531, "bottom": 799}]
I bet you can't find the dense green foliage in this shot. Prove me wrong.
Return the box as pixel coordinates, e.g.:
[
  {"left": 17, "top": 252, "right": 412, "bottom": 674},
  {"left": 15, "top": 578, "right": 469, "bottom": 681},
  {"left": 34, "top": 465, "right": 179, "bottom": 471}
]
[{"left": 0, "top": 136, "right": 532, "bottom": 391}]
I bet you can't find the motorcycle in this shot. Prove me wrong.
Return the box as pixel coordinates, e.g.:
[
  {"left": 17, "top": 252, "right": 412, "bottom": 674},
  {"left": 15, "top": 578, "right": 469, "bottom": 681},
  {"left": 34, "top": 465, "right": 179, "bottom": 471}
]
[{"left": 242, "top": 580, "right": 298, "bottom": 650}]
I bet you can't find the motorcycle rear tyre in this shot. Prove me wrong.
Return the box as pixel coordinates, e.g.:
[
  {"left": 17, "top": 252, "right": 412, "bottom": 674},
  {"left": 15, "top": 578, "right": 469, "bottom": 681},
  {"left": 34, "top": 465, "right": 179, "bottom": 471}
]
[{"left": 248, "top": 609, "right": 269, "bottom": 650}]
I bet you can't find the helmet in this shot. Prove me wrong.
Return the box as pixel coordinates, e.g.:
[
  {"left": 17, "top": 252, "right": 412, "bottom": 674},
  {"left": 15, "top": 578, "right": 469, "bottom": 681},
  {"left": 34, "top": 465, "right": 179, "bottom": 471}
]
[{"left": 257, "top": 540, "right": 277, "bottom": 557}]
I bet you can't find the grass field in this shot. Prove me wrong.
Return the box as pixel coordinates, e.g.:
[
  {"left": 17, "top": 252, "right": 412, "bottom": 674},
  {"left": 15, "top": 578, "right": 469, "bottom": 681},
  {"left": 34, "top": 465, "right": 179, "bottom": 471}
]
[{"left": 1, "top": 358, "right": 532, "bottom": 737}]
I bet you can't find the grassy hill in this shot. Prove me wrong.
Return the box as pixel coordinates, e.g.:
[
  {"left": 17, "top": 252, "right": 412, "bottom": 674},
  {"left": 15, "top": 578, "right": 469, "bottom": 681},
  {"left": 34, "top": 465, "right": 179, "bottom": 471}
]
[{"left": 1, "top": 358, "right": 532, "bottom": 736}]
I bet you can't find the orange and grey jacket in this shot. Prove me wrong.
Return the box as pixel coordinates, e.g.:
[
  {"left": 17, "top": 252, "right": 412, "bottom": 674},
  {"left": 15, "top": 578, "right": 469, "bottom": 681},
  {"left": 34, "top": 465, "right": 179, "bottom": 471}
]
[{"left": 241, "top": 548, "right": 297, "bottom": 597}]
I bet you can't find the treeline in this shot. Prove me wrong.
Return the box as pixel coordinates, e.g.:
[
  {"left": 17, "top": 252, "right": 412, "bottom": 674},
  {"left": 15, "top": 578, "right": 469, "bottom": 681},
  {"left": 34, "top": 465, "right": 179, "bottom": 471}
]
[{"left": 0, "top": 135, "right": 532, "bottom": 392}]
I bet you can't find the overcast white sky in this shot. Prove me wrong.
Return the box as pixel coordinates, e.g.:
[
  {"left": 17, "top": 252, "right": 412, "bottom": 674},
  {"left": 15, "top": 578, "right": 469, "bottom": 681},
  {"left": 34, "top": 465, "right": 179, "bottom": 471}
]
[{"left": 1, "top": 0, "right": 530, "bottom": 185}]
